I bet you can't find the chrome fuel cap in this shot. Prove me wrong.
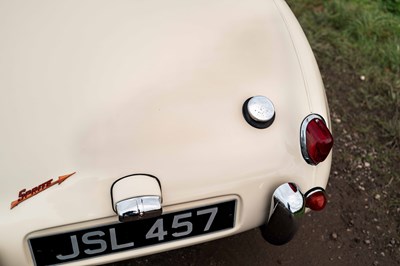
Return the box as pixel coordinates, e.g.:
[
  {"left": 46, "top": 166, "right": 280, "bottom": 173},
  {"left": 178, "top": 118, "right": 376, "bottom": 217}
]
[{"left": 243, "top": 96, "right": 275, "bottom": 129}]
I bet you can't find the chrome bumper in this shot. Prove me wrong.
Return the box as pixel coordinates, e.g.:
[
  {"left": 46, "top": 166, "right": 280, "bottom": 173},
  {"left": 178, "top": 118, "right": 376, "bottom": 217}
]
[{"left": 260, "top": 183, "right": 305, "bottom": 245}]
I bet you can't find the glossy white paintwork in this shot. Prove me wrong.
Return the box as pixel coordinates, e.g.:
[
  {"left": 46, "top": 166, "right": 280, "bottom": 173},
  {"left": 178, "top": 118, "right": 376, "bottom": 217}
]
[{"left": 0, "top": 0, "right": 332, "bottom": 265}]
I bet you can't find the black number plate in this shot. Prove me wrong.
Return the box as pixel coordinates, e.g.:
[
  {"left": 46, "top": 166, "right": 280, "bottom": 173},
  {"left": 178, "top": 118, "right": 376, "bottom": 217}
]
[{"left": 29, "top": 200, "right": 236, "bottom": 266}]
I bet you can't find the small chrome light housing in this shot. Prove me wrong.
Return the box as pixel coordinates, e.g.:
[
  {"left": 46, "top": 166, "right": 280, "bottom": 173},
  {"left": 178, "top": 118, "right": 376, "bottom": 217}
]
[{"left": 300, "top": 114, "right": 333, "bottom": 165}]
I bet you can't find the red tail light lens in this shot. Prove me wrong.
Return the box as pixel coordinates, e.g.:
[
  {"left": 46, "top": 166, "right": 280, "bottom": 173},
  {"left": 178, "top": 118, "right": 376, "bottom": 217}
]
[
  {"left": 305, "top": 188, "right": 327, "bottom": 211},
  {"left": 306, "top": 119, "right": 334, "bottom": 164},
  {"left": 301, "top": 114, "right": 334, "bottom": 165}
]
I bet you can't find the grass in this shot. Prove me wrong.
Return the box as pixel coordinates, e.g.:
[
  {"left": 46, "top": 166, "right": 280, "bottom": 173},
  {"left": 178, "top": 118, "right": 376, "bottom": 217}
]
[
  {"left": 286, "top": 0, "right": 400, "bottom": 147},
  {"left": 285, "top": 0, "right": 400, "bottom": 211}
]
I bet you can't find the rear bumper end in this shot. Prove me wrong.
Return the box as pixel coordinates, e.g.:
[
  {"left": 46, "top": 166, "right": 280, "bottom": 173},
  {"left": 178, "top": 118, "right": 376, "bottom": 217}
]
[{"left": 260, "top": 183, "right": 326, "bottom": 245}]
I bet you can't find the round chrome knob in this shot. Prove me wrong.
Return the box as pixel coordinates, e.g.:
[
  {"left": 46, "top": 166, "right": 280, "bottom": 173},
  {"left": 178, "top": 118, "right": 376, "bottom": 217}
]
[{"left": 243, "top": 96, "right": 275, "bottom": 129}]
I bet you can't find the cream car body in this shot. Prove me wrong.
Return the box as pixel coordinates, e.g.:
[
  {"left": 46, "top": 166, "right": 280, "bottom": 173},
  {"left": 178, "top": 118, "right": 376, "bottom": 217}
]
[{"left": 0, "top": 0, "right": 332, "bottom": 265}]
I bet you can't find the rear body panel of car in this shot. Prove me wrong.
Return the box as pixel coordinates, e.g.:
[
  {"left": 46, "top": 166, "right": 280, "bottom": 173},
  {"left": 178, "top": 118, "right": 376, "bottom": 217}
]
[{"left": 0, "top": 0, "right": 332, "bottom": 265}]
